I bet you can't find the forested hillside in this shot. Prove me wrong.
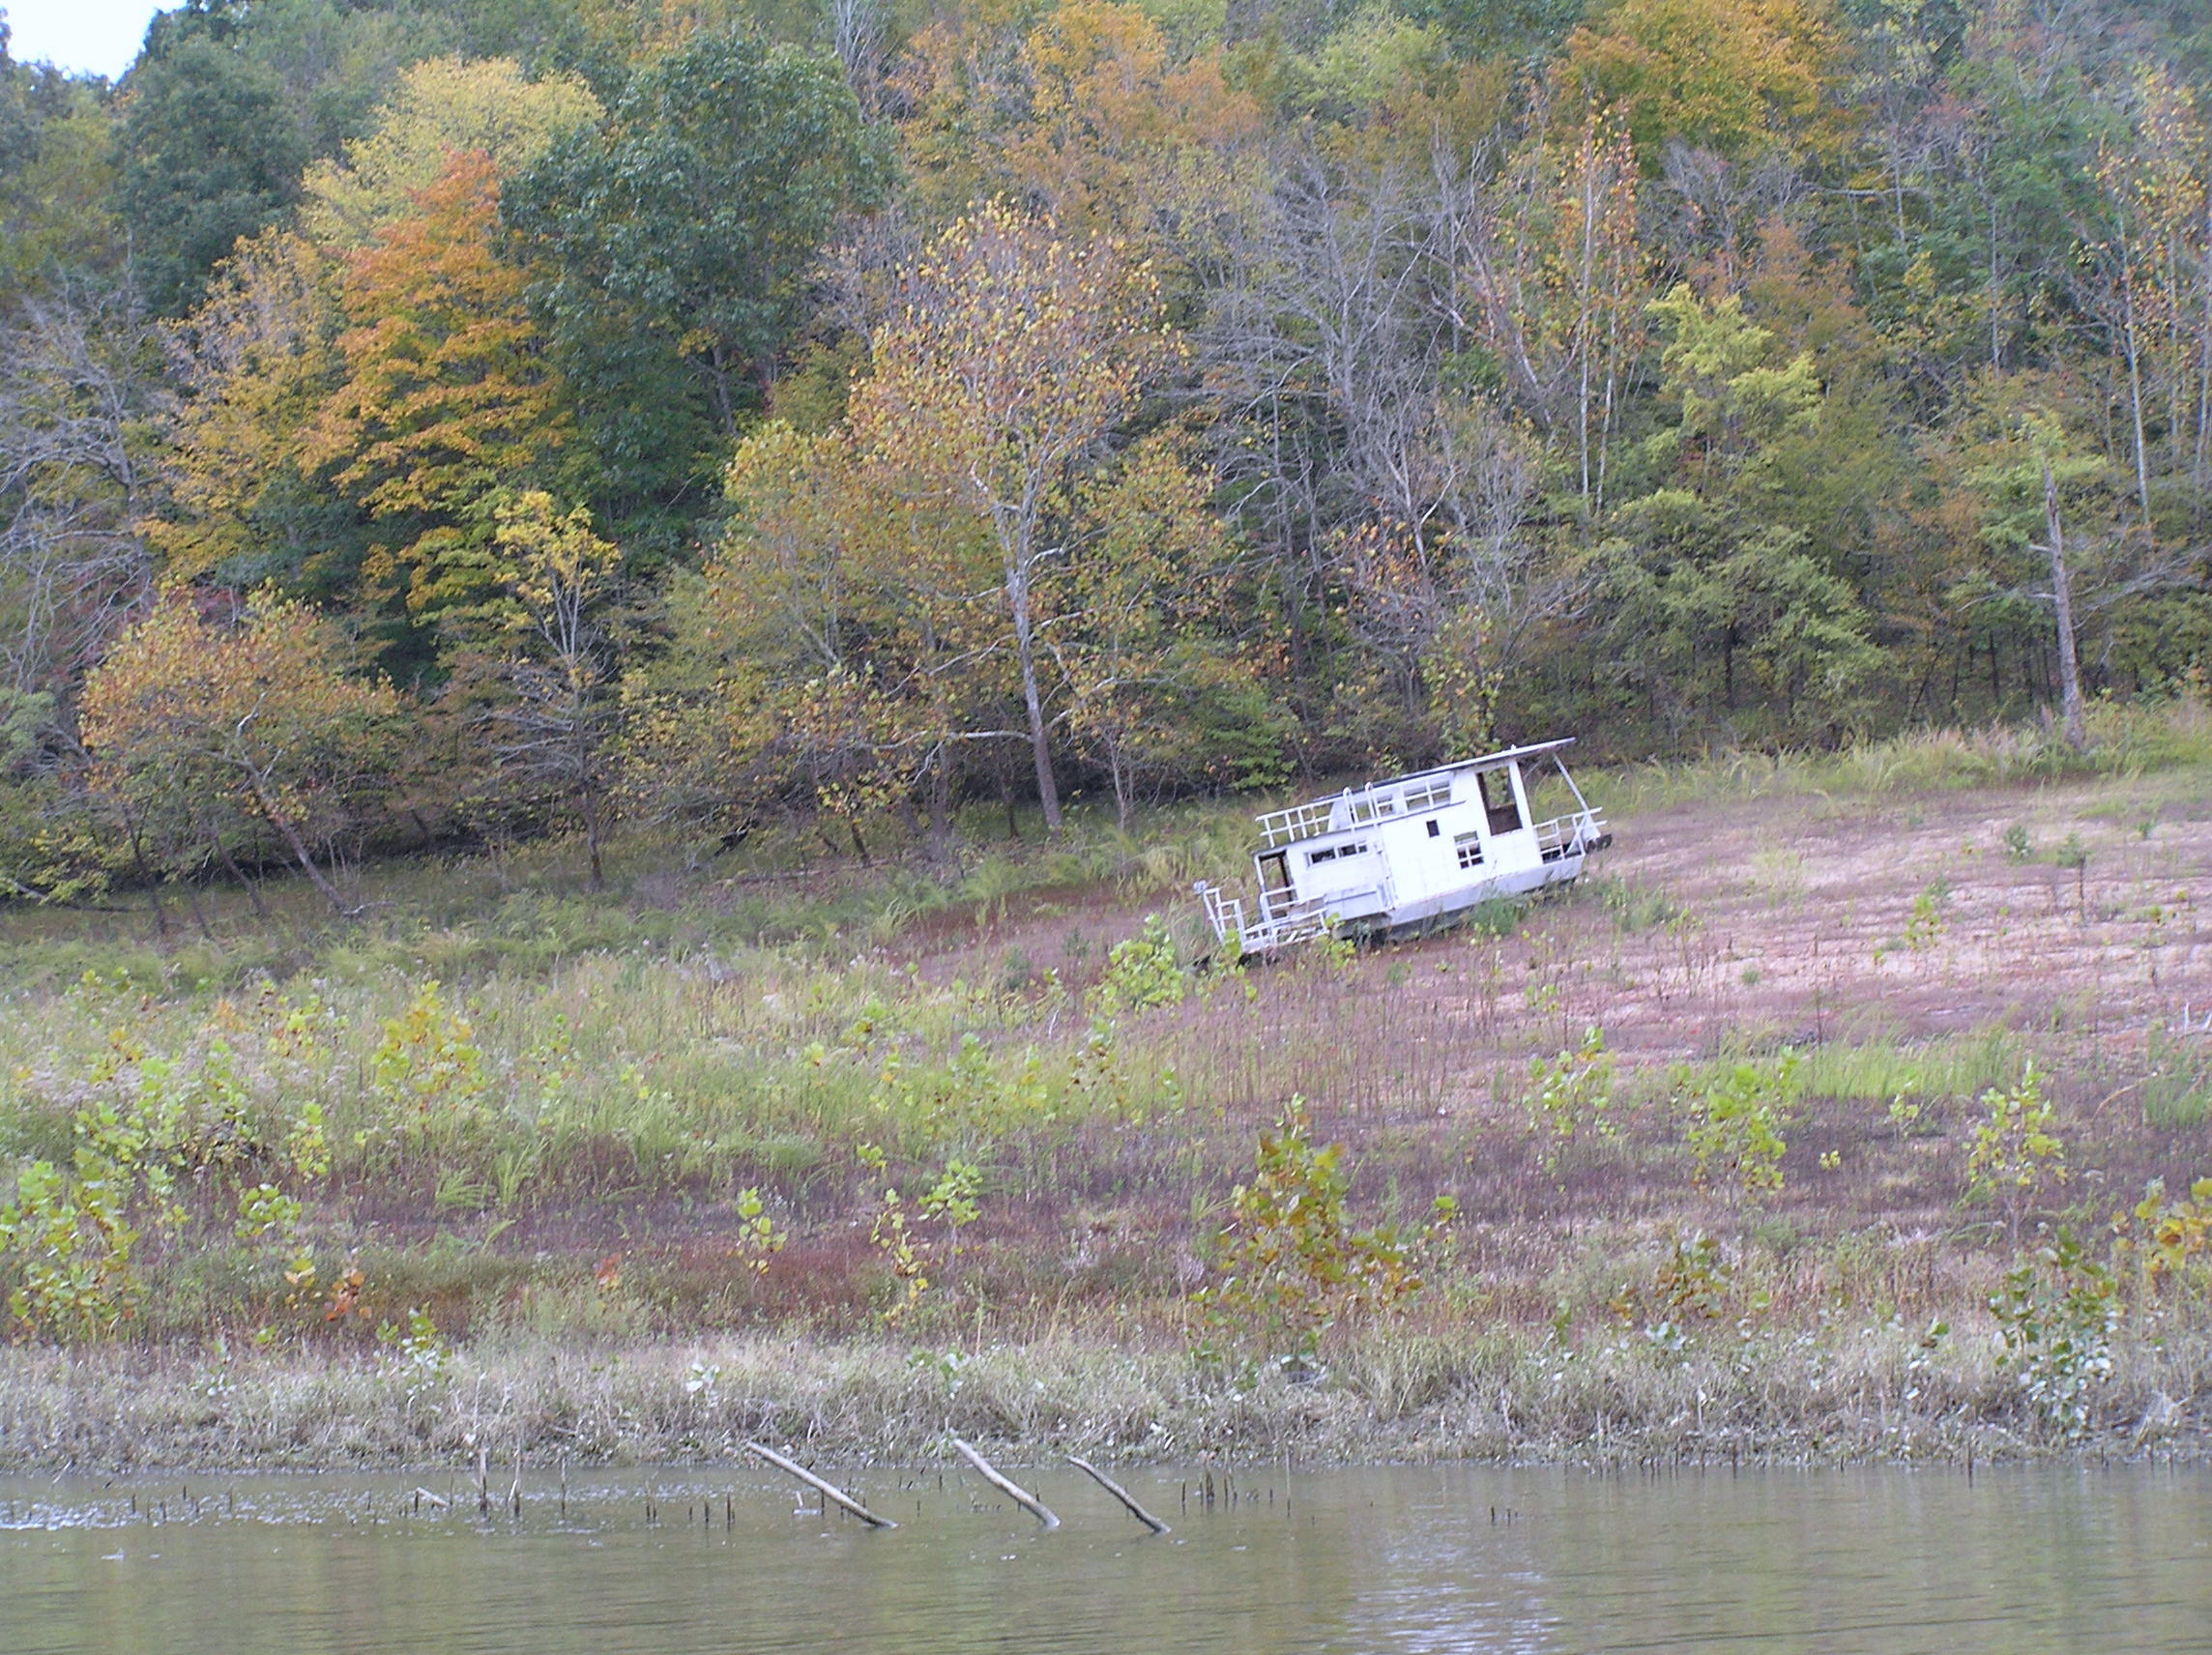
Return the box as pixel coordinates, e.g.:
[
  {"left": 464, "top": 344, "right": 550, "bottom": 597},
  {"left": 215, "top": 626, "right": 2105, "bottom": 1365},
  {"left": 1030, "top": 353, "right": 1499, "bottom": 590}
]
[{"left": 4, "top": 0, "right": 2210, "bottom": 899}]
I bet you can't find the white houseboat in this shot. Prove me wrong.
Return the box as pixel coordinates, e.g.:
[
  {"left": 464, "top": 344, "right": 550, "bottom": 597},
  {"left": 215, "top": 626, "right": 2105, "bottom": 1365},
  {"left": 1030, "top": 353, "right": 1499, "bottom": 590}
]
[{"left": 1196, "top": 739, "right": 1611, "bottom": 955}]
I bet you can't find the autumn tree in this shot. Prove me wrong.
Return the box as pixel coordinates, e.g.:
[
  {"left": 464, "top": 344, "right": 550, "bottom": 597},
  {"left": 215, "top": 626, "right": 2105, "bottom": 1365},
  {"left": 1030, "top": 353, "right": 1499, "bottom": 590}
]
[
  {"left": 652, "top": 418, "right": 1006, "bottom": 862},
  {"left": 303, "top": 149, "right": 569, "bottom": 641},
  {"left": 1054, "top": 428, "right": 1274, "bottom": 826},
  {"left": 149, "top": 229, "right": 341, "bottom": 589},
  {"left": 2081, "top": 65, "right": 2212, "bottom": 533},
  {"left": 301, "top": 56, "right": 602, "bottom": 249},
  {"left": 1562, "top": 0, "right": 1836, "bottom": 170},
  {"left": 1461, "top": 105, "right": 1648, "bottom": 523},
  {"left": 851, "top": 203, "right": 1174, "bottom": 835},
  {"left": 79, "top": 589, "right": 399, "bottom": 915},
  {"left": 485, "top": 491, "right": 623, "bottom": 887}
]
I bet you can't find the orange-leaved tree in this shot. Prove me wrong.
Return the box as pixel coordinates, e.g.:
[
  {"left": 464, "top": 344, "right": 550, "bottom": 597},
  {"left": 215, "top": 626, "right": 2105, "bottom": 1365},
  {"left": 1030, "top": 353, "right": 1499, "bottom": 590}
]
[
  {"left": 849, "top": 201, "right": 1175, "bottom": 835},
  {"left": 79, "top": 590, "right": 399, "bottom": 915},
  {"left": 302, "top": 149, "right": 568, "bottom": 637}
]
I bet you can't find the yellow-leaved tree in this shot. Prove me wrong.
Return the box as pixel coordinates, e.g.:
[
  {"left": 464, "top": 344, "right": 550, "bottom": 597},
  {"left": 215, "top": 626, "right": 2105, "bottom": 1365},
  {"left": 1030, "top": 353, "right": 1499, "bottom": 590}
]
[
  {"left": 486, "top": 492, "right": 624, "bottom": 888},
  {"left": 849, "top": 202, "right": 1176, "bottom": 835},
  {"left": 79, "top": 590, "right": 398, "bottom": 916},
  {"left": 149, "top": 229, "right": 338, "bottom": 586},
  {"left": 1562, "top": 0, "right": 1836, "bottom": 169},
  {"left": 301, "top": 56, "right": 602, "bottom": 248}
]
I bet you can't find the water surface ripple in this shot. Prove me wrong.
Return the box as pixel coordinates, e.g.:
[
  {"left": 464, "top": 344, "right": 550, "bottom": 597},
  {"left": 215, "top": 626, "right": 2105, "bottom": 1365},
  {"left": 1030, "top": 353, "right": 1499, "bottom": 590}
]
[{"left": 4, "top": 1464, "right": 2205, "bottom": 1653}]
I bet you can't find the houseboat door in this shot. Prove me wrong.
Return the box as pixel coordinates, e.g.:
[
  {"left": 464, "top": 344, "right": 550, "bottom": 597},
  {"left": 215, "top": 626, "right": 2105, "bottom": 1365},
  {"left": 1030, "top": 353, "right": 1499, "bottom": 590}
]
[
  {"left": 1480, "top": 767, "right": 1525, "bottom": 836},
  {"left": 1257, "top": 850, "right": 1293, "bottom": 908}
]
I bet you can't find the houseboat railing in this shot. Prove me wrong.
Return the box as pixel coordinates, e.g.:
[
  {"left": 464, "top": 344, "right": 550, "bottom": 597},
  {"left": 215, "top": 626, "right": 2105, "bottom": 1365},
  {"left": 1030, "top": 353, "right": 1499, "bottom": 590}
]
[
  {"left": 1253, "top": 773, "right": 1462, "bottom": 848},
  {"left": 1199, "top": 881, "right": 1379, "bottom": 953},
  {"left": 1534, "top": 808, "right": 1608, "bottom": 861},
  {"left": 1254, "top": 796, "right": 1347, "bottom": 848}
]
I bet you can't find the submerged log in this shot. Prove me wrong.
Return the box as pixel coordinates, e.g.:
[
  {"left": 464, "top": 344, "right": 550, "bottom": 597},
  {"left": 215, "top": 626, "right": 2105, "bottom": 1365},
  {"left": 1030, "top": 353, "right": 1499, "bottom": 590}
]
[
  {"left": 952, "top": 1437, "right": 1060, "bottom": 1530},
  {"left": 742, "top": 1441, "right": 897, "bottom": 1528},
  {"left": 1065, "top": 1456, "right": 1170, "bottom": 1534}
]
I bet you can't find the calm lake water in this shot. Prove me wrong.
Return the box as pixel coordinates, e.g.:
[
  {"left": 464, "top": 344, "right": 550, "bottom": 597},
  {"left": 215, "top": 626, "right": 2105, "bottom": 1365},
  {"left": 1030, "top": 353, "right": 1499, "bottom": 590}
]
[{"left": 3, "top": 1462, "right": 2207, "bottom": 1653}]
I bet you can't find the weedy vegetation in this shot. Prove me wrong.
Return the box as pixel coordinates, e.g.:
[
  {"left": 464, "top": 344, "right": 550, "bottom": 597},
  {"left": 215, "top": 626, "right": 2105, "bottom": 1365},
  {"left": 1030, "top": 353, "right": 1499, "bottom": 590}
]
[{"left": 3, "top": 724, "right": 2211, "bottom": 1468}]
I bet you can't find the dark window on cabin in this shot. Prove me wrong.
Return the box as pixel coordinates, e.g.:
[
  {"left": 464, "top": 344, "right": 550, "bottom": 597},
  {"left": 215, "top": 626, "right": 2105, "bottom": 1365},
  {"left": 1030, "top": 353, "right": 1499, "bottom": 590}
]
[
  {"left": 1480, "top": 768, "right": 1524, "bottom": 836},
  {"left": 1426, "top": 820, "right": 1441, "bottom": 837},
  {"left": 1308, "top": 841, "right": 1365, "bottom": 866},
  {"left": 1454, "top": 830, "right": 1484, "bottom": 870}
]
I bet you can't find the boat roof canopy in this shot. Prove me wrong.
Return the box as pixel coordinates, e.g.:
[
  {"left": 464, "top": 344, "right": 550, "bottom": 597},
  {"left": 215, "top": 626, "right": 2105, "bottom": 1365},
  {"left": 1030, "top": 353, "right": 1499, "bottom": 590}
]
[
  {"left": 1250, "top": 738, "right": 1581, "bottom": 849},
  {"left": 1384, "top": 738, "right": 1575, "bottom": 789}
]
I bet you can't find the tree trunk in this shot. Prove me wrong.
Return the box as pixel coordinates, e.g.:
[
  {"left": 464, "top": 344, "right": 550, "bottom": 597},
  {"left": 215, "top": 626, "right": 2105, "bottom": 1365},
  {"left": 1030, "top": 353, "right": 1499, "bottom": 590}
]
[
  {"left": 180, "top": 873, "right": 215, "bottom": 940},
  {"left": 215, "top": 831, "right": 272, "bottom": 921},
  {"left": 926, "top": 752, "right": 954, "bottom": 869},
  {"left": 1005, "top": 555, "right": 1063, "bottom": 837},
  {"left": 580, "top": 783, "right": 604, "bottom": 892},
  {"left": 124, "top": 812, "right": 170, "bottom": 942},
  {"left": 2121, "top": 273, "right": 2153, "bottom": 524},
  {"left": 245, "top": 772, "right": 355, "bottom": 917},
  {"left": 2040, "top": 456, "right": 2087, "bottom": 751}
]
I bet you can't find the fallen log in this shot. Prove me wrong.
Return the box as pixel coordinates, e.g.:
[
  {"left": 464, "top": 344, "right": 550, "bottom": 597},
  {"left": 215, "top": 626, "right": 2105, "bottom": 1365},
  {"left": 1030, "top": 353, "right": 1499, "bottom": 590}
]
[
  {"left": 1065, "top": 1456, "right": 1170, "bottom": 1534},
  {"left": 951, "top": 1437, "right": 1060, "bottom": 1530},
  {"left": 742, "top": 1441, "right": 897, "bottom": 1528}
]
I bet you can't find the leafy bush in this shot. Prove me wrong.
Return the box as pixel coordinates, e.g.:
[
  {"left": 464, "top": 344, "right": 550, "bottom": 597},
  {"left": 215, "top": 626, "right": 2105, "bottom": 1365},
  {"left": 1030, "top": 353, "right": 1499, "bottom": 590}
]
[
  {"left": 1682, "top": 1054, "right": 1800, "bottom": 1202},
  {"left": 1088, "top": 914, "right": 1188, "bottom": 1015},
  {"left": 1526, "top": 1026, "right": 1615, "bottom": 1176},
  {"left": 1965, "top": 1062, "right": 2067, "bottom": 1246},
  {"left": 1195, "top": 1098, "right": 1442, "bottom": 1357},
  {"left": 1991, "top": 1229, "right": 2116, "bottom": 1443}
]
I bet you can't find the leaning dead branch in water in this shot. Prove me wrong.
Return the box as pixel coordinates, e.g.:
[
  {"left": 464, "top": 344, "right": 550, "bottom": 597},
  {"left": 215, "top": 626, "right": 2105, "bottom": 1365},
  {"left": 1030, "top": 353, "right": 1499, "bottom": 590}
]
[
  {"left": 742, "top": 1440, "right": 896, "bottom": 1528},
  {"left": 1066, "top": 1455, "right": 1169, "bottom": 1533},
  {"left": 952, "top": 1437, "right": 1060, "bottom": 1529}
]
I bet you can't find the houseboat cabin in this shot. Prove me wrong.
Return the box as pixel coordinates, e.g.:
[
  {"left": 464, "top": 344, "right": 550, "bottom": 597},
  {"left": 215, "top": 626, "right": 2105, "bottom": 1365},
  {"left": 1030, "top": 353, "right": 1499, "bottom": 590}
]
[{"left": 1196, "top": 739, "right": 1611, "bottom": 955}]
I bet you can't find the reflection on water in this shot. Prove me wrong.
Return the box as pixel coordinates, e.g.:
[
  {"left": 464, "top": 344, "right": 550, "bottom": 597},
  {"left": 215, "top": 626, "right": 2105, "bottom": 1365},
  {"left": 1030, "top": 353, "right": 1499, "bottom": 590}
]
[{"left": 3, "top": 1463, "right": 2207, "bottom": 1653}]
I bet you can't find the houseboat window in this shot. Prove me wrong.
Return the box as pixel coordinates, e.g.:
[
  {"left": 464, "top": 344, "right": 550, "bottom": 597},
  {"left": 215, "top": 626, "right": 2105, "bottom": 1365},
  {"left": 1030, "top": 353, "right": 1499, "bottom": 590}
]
[
  {"left": 1454, "top": 830, "right": 1485, "bottom": 870},
  {"left": 1480, "top": 768, "right": 1524, "bottom": 836},
  {"left": 1309, "top": 841, "right": 1366, "bottom": 865},
  {"left": 1426, "top": 820, "right": 1441, "bottom": 837},
  {"left": 1401, "top": 777, "right": 1451, "bottom": 812}
]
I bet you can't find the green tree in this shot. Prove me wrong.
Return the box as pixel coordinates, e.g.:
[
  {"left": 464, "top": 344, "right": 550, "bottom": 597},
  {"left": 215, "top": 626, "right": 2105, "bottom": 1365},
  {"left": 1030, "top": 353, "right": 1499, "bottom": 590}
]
[
  {"left": 0, "top": 39, "right": 124, "bottom": 303},
  {"left": 507, "top": 28, "right": 886, "bottom": 533},
  {"left": 1603, "top": 283, "right": 1883, "bottom": 739},
  {"left": 119, "top": 3, "right": 307, "bottom": 316}
]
